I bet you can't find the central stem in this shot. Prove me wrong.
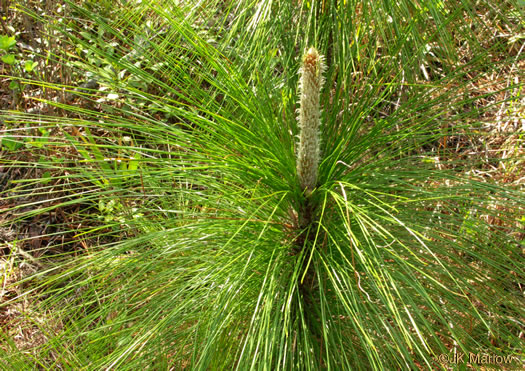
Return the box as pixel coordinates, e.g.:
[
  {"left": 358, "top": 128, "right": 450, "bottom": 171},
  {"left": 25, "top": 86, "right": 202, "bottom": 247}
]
[{"left": 297, "top": 47, "right": 324, "bottom": 194}]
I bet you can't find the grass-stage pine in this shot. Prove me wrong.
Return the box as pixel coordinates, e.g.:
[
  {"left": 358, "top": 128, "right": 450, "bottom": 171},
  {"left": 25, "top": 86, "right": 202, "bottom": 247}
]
[{"left": 0, "top": 1, "right": 523, "bottom": 369}]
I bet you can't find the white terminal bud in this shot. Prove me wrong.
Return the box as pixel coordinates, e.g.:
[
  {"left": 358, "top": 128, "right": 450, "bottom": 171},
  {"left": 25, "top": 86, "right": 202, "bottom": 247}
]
[{"left": 297, "top": 47, "right": 325, "bottom": 193}]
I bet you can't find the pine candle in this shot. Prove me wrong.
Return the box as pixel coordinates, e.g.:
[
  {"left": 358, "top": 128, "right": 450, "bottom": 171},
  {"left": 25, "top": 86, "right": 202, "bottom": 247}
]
[{"left": 297, "top": 47, "right": 324, "bottom": 193}]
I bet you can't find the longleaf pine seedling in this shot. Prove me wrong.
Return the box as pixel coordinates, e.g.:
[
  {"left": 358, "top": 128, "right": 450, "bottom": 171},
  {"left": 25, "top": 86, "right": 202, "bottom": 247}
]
[{"left": 0, "top": 1, "right": 523, "bottom": 370}]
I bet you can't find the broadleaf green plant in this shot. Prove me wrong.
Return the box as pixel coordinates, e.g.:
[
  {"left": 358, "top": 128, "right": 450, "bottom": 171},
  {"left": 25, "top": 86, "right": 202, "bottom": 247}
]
[{"left": 1, "top": 0, "right": 523, "bottom": 369}]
